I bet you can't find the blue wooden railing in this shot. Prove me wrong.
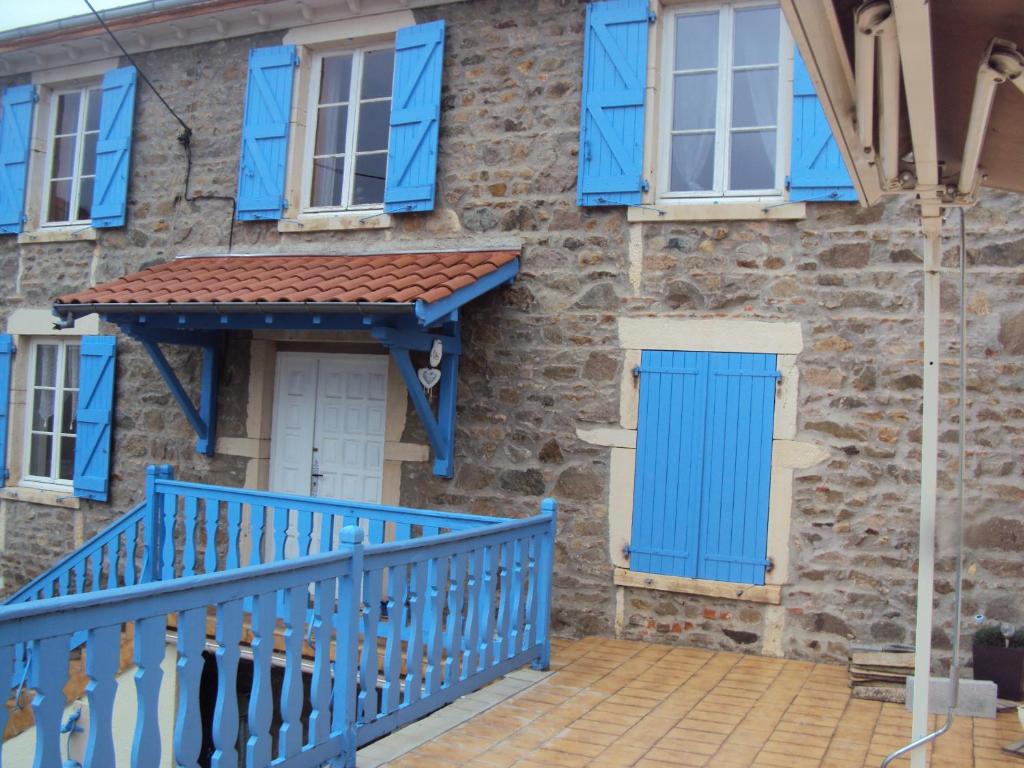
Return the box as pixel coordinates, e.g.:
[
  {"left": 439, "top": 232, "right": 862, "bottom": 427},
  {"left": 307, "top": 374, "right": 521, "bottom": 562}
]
[{"left": 0, "top": 466, "right": 557, "bottom": 768}]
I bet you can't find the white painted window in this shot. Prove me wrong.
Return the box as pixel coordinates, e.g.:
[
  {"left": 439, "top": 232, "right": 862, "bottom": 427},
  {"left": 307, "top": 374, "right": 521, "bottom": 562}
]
[
  {"left": 302, "top": 47, "right": 394, "bottom": 212},
  {"left": 658, "top": 1, "right": 791, "bottom": 200},
  {"left": 41, "top": 86, "right": 102, "bottom": 226},
  {"left": 23, "top": 339, "right": 80, "bottom": 488}
]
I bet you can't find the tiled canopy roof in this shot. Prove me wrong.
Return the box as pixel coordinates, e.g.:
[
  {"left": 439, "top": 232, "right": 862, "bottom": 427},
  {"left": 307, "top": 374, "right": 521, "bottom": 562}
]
[{"left": 55, "top": 251, "right": 519, "bottom": 308}]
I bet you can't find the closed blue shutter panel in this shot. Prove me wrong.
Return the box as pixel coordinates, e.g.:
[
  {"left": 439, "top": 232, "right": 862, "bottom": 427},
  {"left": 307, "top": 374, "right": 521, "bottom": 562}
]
[
  {"left": 384, "top": 20, "right": 445, "bottom": 214},
  {"left": 74, "top": 336, "right": 116, "bottom": 501},
  {"left": 91, "top": 67, "right": 137, "bottom": 228},
  {"left": 697, "top": 353, "right": 777, "bottom": 585},
  {"left": 576, "top": 0, "right": 650, "bottom": 207},
  {"left": 0, "top": 334, "right": 13, "bottom": 486},
  {"left": 789, "top": 49, "right": 856, "bottom": 202},
  {"left": 629, "top": 351, "right": 707, "bottom": 578},
  {"left": 236, "top": 45, "right": 297, "bottom": 221},
  {"left": 0, "top": 84, "right": 35, "bottom": 234}
]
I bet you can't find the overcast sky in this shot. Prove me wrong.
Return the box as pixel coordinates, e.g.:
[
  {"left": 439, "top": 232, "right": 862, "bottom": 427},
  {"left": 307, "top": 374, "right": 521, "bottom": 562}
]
[{"left": 0, "top": 0, "right": 141, "bottom": 33}]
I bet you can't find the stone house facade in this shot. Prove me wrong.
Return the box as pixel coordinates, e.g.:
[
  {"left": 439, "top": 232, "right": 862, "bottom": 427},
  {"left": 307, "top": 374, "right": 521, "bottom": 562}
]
[{"left": 0, "top": 0, "right": 1020, "bottom": 668}]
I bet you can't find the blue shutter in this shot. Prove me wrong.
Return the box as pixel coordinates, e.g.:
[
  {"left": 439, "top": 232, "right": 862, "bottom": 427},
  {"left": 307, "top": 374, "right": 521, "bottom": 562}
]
[
  {"left": 74, "top": 336, "right": 116, "bottom": 502},
  {"left": 236, "top": 45, "right": 297, "bottom": 221},
  {"left": 0, "top": 84, "right": 35, "bottom": 234},
  {"left": 0, "top": 334, "right": 13, "bottom": 486},
  {"left": 629, "top": 351, "right": 707, "bottom": 578},
  {"left": 576, "top": 0, "right": 650, "bottom": 207},
  {"left": 697, "top": 353, "right": 777, "bottom": 585},
  {"left": 91, "top": 67, "right": 137, "bottom": 228},
  {"left": 789, "top": 49, "right": 856, "bottom": 202},
  {"left": 384, "top": 20, "right": 445, "bottom": 214}
]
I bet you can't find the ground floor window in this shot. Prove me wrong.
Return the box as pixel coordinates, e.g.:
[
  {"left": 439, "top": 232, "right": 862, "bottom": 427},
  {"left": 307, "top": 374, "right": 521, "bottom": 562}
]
[
  {"left": 629, "top": 350, "right": 777, "bottom": 584},
  {"left": 23, "top": 339, "right": 80, "bottom": 488}
]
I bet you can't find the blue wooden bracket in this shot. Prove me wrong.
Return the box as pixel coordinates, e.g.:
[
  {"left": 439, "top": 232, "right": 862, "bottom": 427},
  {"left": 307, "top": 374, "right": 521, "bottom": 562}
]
[{"left": 414, "top": 258, "right": 518, "bottom": 328}]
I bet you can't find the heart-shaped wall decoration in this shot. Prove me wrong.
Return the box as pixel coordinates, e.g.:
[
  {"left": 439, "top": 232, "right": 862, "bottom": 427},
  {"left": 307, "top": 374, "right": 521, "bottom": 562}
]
[{"left": 418, "top": 367, "right": 441, "bottom": 390}]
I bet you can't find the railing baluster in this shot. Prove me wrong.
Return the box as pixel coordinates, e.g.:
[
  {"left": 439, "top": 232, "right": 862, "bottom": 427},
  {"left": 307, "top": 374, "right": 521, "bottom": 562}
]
[
  {"left": 75, "top": 560, "right": 85, "bottom": 595},
  {"left": 510, "top": 536, "right": 525, "bottom": 657},
  {"left": 30, "top": 634, "right": 68, "bottom": 768},
  {"left": 174, "top": 607, "right": 205, "bottom": 768},
  {"left": 183, "top": 496, "right": 199, "bottom": 577},
  {"left": 246, "top": 591, "right": 275, "bottom": 768},
  {"left": 443, "top": 552, "right": 465, "bottom": 687},
  {"left": 249, "top": 505, "right": 265, "bottom": 567},
  {"left": 83, "top": 624, "right": 120, "bottom": 768},
  {"left": 226, "top": 501, "right": 242, "bottom": 569},
  {"left": 109, "top": 541, "right": 120, "bottom": 589},
  {"left": 90, "top": 550, "right": 102, "bottom": 593},
  {"left": 369, "top": 518, "right": 385, "bottom": 545},
  {"left": 57, "top": 569, "right": 69, "bottom": 597},
  {"left": 479, "top": 544, "right": 497, "bottom": 671},
  {"left": 319, "top": 512, "right": 334, "bottom": 555},
  {"left": 382, "top": 564, "right": 406, "bottom": 714},
  {"left": 213, "top": 599, "right": 243, "bottom": 768},
  {"left": 297, "top": 507, "right": 313, "bottom": 557},
  {"left": 125, "top": 521, "right": 138, "bottom": 586},
  {"left": 423, "top": 525, "right": 439, "bottom": 538},
  {"left": 524, "top": 534, "right": 539, "bottom": 653},
  {"left": 278, "top": 584, "right": 306, "bottom": 759},
  {"left": 332, "top": 527, "right": 363, "bottom": 764},
  {"left": 204, "top": 496, "right": 220, "bottom": 574},
  {"left": 162, "top": 489, "right": 178, "bottom": 580},
  {"left": 131, "top": 615, "right": 165, "bottom": 768},
  {"left": 495, "top": 541, "right": 512, "bottom": 664},
  {"left": 308, "top": 578, "right": 332, "bottom": 746},
  {"left": 359, "top": 569, "right": 382, "bottom": 722},
  {"left": 395, "top": 522, "right": 412, "bottom": 542},
  {"left": 273, "top": 506, "right": 288, "bottom": 564},
  {"left": 423, "top": 556, "right": 446, "bottom": 696},
  {"left": 404, "top": 560, "right": 427, "bottom": 706},
  {"left": 463, "top": 547, "right": 484, "bottom": 677}
]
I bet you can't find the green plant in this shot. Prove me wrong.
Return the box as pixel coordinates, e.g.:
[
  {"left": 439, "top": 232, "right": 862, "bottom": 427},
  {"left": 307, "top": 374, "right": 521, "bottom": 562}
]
[{"left": 974, "top": 624, "right": 1024, "bottom": 648}]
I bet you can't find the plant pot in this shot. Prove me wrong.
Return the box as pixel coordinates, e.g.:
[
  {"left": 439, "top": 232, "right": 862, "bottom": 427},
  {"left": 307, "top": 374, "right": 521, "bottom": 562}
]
[{"left": 973, "top": 641, "right": 1024, "bottom": 700}]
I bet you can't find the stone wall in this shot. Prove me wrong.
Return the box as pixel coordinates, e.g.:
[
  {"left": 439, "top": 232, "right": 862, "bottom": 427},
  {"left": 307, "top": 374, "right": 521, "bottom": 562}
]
[{"left": 0, "top": 0, "right": 1021, "bottom": 667}]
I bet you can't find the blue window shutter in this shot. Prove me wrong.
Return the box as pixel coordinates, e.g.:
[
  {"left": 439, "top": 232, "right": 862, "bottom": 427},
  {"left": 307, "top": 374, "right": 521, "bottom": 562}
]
[
  {"left": 629, "top": 351, "right": 708, "bottom": 578},
  {"left": 236, "top": 45, "right": 297, "bottom": 221},
  {"left": 697, "top": 353, "right": 777, "bottom": 585},
  {"left": 91, "top": 67, "right": 137, "bottom": 229},
  {"left": 577, "top": 0, "right": 650, "bottom": 207},
  {"left": 789, "top": 48, "right": 856, "bottom": 202},
  {"left": 384, "top": 20, "right": 445, "bottom": 214},
  {"left": 74, "top": 336, "right": 116, "bottom": 502},
  {"left": 0, "top": 84, "right": 36, "bottom": 234},
  {"left": 0, "top": 334, "right": 13, "bottom": 486}
]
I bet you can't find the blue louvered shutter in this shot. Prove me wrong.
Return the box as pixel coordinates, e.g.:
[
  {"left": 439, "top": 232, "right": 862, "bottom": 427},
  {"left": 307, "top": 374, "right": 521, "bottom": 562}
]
[
  {"left": 236, "top": 45, "right": 297, "bottom": 221},
  {"left": 91, "top": 67, "right": 137, "bottom": 228},
  {"left": 0, "top": 84, "right": 36, "bottom": 234},
  {"left": 384, "top": 20, "right": 445, "bottom": 214},
  {"left": 697, "top": 353, "right": 777, "bottom": 585},
  {"left": 629, "top": 351, "right": 708, "bottom": 578},
  {"left": 0, "top": 334, "right": 13, "bottom": 486},
  {"left": 789, "top": 49, "right": 856, "bottom": 202},
  {"left": 74, "top": 336, "right": 116, "bottom": 501},
  {"left": 576, "top": 0, "right": 650, "bottom": 207}
]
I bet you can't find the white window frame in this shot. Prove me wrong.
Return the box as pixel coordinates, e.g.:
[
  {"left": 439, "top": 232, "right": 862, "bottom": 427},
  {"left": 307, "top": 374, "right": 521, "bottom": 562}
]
[
  {"left": 656, "top": 0, "right": 793, "bottom": 203},
  {"left": 21, "top": 338, "right": 81, "bottom": 491},
  {"left": 40, "top": 84, "right": 102, "bottom": 228},
  {"left": 300, "top": 46, "right": 393, "bottom": 214}
]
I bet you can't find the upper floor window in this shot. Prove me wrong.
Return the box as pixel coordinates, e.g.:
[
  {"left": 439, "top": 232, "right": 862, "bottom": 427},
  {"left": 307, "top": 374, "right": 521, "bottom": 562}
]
[
  {"left": 659, "top": 2, "right": 790, "bottom": 200},
  {"left": 304, "top": 47, "right": 395, "bottom": 212},
  {"left": 43, "top": 86, "right": 102, "bottom": 226},
  {"left": 24, "top": 339, "right": 80, "bottom": 488}
]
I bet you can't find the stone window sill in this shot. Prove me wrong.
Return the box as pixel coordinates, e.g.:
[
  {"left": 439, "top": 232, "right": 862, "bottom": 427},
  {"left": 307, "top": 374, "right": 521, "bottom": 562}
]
[
  {"left": 0, "top": 485, "right": 80, "bottom": 509},
  {"left": 17, "top": 226, "right": 98, "bottom": 244},
  {"left": 613, "top": 567, "right": 781, "bottom": 605},
  {"left": 627, "top": 201, "right": 806, "bottom": 222},
  {"left": 277, "top": 211, "right": 392, "bottom": 233}
]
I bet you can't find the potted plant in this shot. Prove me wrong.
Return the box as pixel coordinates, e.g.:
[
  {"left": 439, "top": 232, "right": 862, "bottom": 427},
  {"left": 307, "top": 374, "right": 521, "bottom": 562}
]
[{"left": 973, "top": 623, "right": 1024, "bottom": 700}]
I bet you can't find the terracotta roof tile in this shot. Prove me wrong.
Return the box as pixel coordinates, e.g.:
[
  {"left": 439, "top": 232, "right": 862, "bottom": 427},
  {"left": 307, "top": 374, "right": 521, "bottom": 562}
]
[{"left": 55, "top": 251, "right": 520, "bottom": 309}]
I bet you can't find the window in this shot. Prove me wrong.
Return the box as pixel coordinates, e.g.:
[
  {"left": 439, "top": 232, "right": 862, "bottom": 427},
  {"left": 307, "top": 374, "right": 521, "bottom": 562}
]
[
  {"left": 42, "top": 86, "right": 102, "bottom": 226},
  {"left": 659, "top": 2, "right": 790, "bottom": 199},
  {"left": 303, "top": 47, "right": 395, "bottom": 212},
  {"left": 23, "top": 340, "right": 80, "bottom": 488}
]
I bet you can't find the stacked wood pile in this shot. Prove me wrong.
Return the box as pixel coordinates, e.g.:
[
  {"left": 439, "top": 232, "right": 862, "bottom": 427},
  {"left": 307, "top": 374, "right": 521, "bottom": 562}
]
[{"left": 849, "top": 644, "right": 915, "bottom": 703}]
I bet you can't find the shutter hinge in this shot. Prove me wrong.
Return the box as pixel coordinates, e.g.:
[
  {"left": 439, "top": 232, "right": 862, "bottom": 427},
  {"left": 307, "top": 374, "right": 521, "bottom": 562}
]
[
  {"left": 622, "top": 543, "right": 631, "bottom": 559},
  {"left": 765, "top": 557, "right": 775, "bottom": 573},
  {"left": 632, "top": 365, "right": 641, "bottom": 379},
  {"left": 648, "top": 11, "right": 657, "bottom": 23},
  {"left": 784, "top": 175, "right": 792, "bottom": 191},
  {"left": 640, "top": 178, "right": 650, "bottom": 193}
]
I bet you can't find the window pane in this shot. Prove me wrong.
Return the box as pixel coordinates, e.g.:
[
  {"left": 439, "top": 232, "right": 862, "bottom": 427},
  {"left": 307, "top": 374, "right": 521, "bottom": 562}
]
[
  {"left": 77, "top": 177, "right": 94, "bottom": 222},
  {"left": 314, "top": 105, "right": 348, "bottom": 155},
  {"left": 310, "top": 156, "right": 346, "bottom": 207},
  {"left": 65, "top": 346, "right": 80, "bottom": 388},
  {"left": 30, "top": 434, "right": 53, "bottom": 477},
  {"left": 59, "top": 436, "right": 76, "bottom": 481},
  {"left": 85, "top": 88, "right": 103, "bottom": 132},
  {"left": 673, "top": 73, "right": 717, "bottom": 131},
  {"left": 729, "top": 129, "right": 776, "bottom": 190},
  {"left": 319, "top": 55, "right": 353, "bottom": 104},
  {"left": 35, "top": 345, "right": 58, "bottom": 387},
  {"left": 47, "top": 180, "right": 72, "bottom": 222},
  {"left": 674, "top": 13, "right": 719, "bottom": 70},
  {"left": 733, "top": 7, "right": 780, "bottom": 67},
  {"left": 81, "top": 132, "right": 98, "bottom": 177},
  {"left": 670, "top": 133, "right": 715, "bottom": 191},
  {"left": 61, "top": 389, "right": 78, "bottom": 434},
  {"left": 731, "top": 69, "right": 778, "bottom": 128},
  {"left": 32, "top": 389, "right": 56, "bottom": 431},
  {"left": 361, "top": 48, "right": 395, "bottom": 99},
  {"left": 353, "top": 152, "right": 387, "bottom": 206},
  {"left": 51, "top": 135, "right": 77, "bottom": 179},
  {"left": 55, "top": 92, "right": 81, "bottom": 135},
  {"left": 357, "top": 100, "right": 391, "bottom": 152}
]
